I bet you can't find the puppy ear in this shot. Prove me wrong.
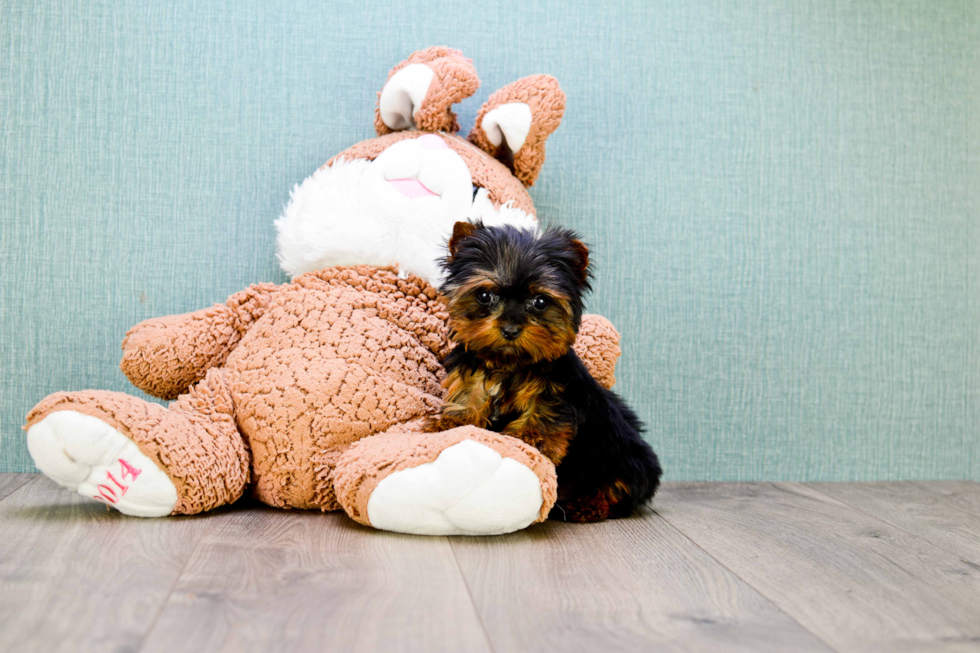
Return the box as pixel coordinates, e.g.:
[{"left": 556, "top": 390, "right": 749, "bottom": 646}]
[
  {"left": 375, "top": 47, "right": 480, "bottom": 135},
  {"left": 448, "top": 221, "right": 479, "bottom": 260},
  {"left": 468, "top": 75, "right": 565, "bottom": 187},
  {"left": 569, "top": 238, "right": 590, "bottom": 286}
]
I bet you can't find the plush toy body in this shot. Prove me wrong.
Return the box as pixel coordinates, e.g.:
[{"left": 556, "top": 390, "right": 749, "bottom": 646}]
[{"left": 24, "top": 48, "right": 624, "bottom": 536}]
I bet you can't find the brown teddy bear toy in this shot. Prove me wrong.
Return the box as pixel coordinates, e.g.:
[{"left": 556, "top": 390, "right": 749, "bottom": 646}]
[{"left": 24, "top": 47, "right": 623, "bottom": 536}]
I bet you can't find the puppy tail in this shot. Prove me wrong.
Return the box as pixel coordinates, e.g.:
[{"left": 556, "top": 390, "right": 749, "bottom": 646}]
[{"left": 604, "top": 396, "right": 663, "bottom": 518}]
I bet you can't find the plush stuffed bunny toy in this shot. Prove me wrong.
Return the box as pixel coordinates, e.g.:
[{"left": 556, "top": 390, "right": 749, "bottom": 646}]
[{"left": 24, "top": 47, "right": 623, "bottom": 536}]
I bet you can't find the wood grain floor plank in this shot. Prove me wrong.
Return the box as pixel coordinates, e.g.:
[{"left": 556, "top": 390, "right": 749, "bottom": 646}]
[
  {"left": 807, "top": 482, "right": 980, "bottom": 564},
  {"left": 657, "top": 482, "right": 980, "bottom": 653},
  {"left": 0, "top": 472, "right": 36, "bottom": 502},
  {"left": 450, "top": 507, "right": 833, "bottom": 653},
  {"left": 139, "top": 505, "right": 492, "bottom": 653},
  {"left": 917, "top": 481, "right": 980, "bottom": 518},
  {"left": 0, "top": 477, "right": 212, "bottom": 653}
]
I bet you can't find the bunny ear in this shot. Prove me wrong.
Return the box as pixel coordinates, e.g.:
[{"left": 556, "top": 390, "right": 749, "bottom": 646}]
[
  {"left": 375, "top": 47, "right": 480, "bottom": 135},
  {"left": 468, "top": 75, "right": 565, "bottom": 187}
]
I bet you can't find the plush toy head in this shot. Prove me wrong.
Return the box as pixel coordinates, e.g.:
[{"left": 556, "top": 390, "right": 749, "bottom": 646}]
[{"left": 275, "top": 47, "right": 566, "bottom": 286}]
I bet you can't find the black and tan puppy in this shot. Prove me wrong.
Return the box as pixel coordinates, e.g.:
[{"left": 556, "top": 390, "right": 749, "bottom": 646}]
[{"left": 425, "top": 220, "right": 662, "bottom": 522}]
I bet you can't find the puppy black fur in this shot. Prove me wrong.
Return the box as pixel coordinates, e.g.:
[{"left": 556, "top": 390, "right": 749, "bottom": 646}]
[{"left": 427, "top": 221, "right": 662, "bottom": 522}]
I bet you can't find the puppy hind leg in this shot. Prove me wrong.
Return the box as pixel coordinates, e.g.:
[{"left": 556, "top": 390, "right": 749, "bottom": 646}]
[
  {"left": 552, "top": 462, "right": 659, "bottom": 523},
  {"left": 551, "top": 488, "right": 614, "bottom": 523}
]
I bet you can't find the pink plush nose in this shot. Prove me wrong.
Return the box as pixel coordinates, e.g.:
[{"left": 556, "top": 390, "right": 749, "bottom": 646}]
[{"left": 417, "top": 134, "right": 448, "bottom": 150}]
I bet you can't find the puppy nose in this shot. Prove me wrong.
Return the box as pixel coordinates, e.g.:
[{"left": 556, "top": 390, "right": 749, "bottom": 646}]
[{"left": 501, "top": 325, "right": 522, "bottom": 341}]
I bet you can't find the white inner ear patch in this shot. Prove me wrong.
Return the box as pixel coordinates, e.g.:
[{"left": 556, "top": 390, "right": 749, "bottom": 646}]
[
  {"left": 481, "top": 102, "right": 533, "bottom": 152},
  {"left": 379, "top": 63, "right": 435, "bottom": 131}
]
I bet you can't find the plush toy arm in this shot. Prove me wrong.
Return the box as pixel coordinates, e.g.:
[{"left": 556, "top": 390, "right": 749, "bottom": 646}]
[
  {"left": 333, "top": 424, "right": 557, "bottom": 536},
  {"left": 120, "top": 282, "right": 281, "bottom": 400},
  {"left": 573, "top": 314, "right": 621, "bottom": 389}
]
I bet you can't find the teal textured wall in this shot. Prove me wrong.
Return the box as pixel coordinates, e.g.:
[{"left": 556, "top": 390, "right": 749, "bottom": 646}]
[{"left": 1, "top": 1, "right": 977, "bottom": 479}]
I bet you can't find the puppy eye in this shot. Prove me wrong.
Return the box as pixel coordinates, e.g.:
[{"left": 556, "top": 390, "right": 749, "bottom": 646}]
[
  {"left": 530, "top": 295, "right": 550, "bottom": 311},
  {"left": 476, "top": 289, "right": 496, "bottom": 306},
  {"left": 472, "top": 185, "right": 480, "bottom": 200}
]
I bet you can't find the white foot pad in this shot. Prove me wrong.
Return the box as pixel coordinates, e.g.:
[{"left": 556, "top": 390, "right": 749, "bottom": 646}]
[
  {"left": 27, "top": 411, "right": 178, "bottom": 517},
  {"left": 366, "top": 439, "right": 544, "bottom": 536}
]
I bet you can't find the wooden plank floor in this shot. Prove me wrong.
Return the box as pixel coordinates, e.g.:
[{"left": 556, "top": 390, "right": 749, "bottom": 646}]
[{"left": 1, "top": 475, "right": 978, "bottom": 653}]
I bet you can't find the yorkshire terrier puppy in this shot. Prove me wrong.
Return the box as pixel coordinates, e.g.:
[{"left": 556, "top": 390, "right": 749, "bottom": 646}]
[{"left": 425, "top": 221, "right": 662, "bottom": 522}]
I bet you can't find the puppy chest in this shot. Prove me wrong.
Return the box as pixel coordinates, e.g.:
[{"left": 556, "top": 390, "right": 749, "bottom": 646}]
[{"left": 483, "top": 372, "right": 562, "bottom": 432}]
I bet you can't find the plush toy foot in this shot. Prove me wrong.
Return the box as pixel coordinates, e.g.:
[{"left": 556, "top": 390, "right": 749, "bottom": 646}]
[
  {"left": 333, "top": 425, "right": 557, "bottom": 536},
  {"left": 27, "top": 411, "right": 178, "bottom": 517},
  {"left": 25, "top": 377, "right": 250, "bottom": 515}
]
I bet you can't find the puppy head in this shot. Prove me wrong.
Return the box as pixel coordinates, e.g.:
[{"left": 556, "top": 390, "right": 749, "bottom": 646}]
[{"left": 440, "top": 221, "right": 591, "bottom": 363}]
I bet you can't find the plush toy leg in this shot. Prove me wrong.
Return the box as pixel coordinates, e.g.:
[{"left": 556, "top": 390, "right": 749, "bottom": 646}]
[
  {"left": 333, "top": 424, "right": 557, "bottom": 536},
  {"left": 25, "top": 369, "right": 250, "bottom": 517}
]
